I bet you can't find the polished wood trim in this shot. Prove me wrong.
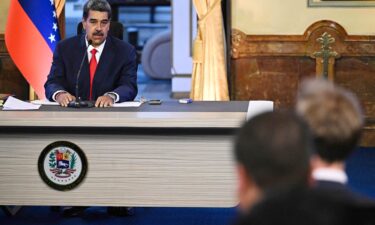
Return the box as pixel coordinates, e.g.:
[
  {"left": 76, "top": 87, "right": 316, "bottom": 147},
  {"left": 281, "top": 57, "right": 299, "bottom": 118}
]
[
  {"left": 231, "top": 20, "right": 375, "bottom": 58},
  {"left": 363, "top": 120, "right": 375, "bottom": 147},
  {"left": 0, "top": 34, "right": 7, "bottom": 55},
  {"left": 0, "top": 34, "right": 29, "bottom": 100}
]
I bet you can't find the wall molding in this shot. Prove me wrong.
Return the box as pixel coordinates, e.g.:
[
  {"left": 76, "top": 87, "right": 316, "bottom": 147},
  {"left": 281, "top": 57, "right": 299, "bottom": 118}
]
[{"left": 231, "top": 20, "right": 375, "bottom": 58}]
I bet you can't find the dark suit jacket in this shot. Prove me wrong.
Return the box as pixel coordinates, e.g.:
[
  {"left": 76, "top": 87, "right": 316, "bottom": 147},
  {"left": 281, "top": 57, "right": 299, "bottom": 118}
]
[
  {"left": 234, "top": 188, "right": 375, "bottom": 225},
  {"left": 314, "top": 180, "right": 373, "bottom": 205},
  {"left": 44, "top": 35, "right": 137, "bottom": 102}
]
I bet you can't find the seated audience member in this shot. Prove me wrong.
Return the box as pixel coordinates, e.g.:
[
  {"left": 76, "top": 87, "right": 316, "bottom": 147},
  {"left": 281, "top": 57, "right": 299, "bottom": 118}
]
[
  {"left": 234, "top": 111, "right": 312, "bottom": 212},
  {"left": 296, "top": 78, "right": 370, "bottom": 203}
]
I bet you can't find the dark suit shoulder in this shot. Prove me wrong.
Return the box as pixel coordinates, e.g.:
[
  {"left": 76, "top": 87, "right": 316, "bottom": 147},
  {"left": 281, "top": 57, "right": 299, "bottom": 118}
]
[
  {"left": 55, "top": 35, "right": 85, "bottom": 54},
  {"left": 235, "top": 188, "right": 375, "bottom": 225},
  {"left": 314, "top": 180, "right": 374, "bottom": 205}
]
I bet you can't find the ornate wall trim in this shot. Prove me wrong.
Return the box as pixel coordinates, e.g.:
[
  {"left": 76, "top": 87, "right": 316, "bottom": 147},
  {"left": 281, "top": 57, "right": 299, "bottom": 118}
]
[{"left": 231, "top": 20, "right": 375, "bottom": 58}]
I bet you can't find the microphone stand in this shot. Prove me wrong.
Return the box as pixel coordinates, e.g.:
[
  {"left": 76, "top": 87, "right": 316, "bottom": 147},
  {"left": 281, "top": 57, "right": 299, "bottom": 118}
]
[{"left": 68, "top": 40, "right": 94, "bottom": 108}]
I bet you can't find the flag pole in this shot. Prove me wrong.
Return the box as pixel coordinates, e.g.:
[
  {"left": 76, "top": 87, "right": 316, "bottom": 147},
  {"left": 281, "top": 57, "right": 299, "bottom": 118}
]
[{"left": 29, "top": 86, "right": 37, "bottom": 101}]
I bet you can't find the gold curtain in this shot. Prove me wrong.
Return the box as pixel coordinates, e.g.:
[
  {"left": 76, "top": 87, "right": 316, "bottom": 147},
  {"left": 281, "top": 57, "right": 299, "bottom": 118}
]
[
  {"left": 55, "top": 0, "right": 65, "bottom": 17},
  {"left": 190, "top": 0, "right": 229, "bottom": 101}
]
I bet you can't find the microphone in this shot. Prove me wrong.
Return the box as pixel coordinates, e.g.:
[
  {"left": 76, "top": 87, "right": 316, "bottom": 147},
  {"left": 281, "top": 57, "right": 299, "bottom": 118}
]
[{"left": 68, "top": 39, "right": 94, "bottom": 108}]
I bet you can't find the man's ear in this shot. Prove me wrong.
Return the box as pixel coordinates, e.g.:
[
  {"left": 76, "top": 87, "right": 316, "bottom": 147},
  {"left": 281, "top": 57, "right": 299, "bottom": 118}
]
[
  {"left": 307, "top": 161, "right": 315, "bottom": 187},
  {"left": 310, "top": 154, "right": 317, "bottom": 166},
  {"left": 237, "top": 165, "right": 252, "bottom": 196},
  {"left": 237, "top": 165, "right": 263, "bottom": 211},
  {"left": 82, "top": 19, "right": 87, "bottom": 31},
  {"left": 310, "top": 154, "right": 323, "bottom": 170}
]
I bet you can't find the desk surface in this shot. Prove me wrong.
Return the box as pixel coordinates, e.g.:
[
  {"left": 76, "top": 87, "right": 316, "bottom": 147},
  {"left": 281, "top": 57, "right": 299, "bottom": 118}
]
[{"left": 0, "top": 101, "right": 248, "bottom": 128}]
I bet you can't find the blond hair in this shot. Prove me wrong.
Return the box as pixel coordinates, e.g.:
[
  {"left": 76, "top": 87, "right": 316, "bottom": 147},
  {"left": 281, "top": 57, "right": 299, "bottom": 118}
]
[{"left": 296, "top": 78, "right": 363, "bottom": 162}]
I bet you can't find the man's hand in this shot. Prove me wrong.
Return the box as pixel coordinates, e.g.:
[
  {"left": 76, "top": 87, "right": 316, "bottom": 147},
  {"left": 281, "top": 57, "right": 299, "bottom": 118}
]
[
  {"left": 56, "top": 92, "right": 76, "bottom": 107},
  {"left": 95, "top": 95, "right": 114, "bottom": 108}
]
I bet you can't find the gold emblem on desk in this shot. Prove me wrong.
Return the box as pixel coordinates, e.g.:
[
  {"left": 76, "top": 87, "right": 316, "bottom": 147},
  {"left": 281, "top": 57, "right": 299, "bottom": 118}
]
[{"left": 38, "top": 141, "right": 88, "bottom": 191}]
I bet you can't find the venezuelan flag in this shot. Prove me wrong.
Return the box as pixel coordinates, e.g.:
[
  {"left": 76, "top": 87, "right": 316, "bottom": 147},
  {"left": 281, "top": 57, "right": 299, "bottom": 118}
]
[{"left": 5, "top": 0, "right": 62, "bottom": 99}]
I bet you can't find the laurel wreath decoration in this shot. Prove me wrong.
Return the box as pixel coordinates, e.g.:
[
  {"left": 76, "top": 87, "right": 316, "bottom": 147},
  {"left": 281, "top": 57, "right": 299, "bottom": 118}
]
[
  {"left": 70, "top": 153, "right": 77, "bottom": 169},
  {"left": 49, "top": 152, "right": 56, "bottom": 168}
]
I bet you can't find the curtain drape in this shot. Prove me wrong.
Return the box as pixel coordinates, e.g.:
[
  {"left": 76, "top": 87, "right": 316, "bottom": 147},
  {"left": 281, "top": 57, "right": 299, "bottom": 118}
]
[
  {"left": 54, "top": 0, "right": 65, "bottom": 18},
  {"left": 190, "top": 0, "right": 229, "bottom": 101}
]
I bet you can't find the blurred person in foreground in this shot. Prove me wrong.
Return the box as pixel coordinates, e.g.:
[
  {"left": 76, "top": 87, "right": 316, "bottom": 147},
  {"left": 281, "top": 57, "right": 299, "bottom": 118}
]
[
  {"left": 233, "top": 110, "right": 375, "bottom": 225},
  {"left": 234, "top": 111, "right": 312, "bottom": 212}
]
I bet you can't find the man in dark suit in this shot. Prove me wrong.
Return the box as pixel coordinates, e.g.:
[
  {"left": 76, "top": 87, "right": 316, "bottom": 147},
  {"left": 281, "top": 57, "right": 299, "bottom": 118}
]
[
  {"left": 296, "top": 78, "right": 370, "bottom": 203},
  {"left": 44, "top": 0, "right": 137, "bottom": 107},
  {"left": 44, "top": 0, "right": 135, "bottom": 216}
]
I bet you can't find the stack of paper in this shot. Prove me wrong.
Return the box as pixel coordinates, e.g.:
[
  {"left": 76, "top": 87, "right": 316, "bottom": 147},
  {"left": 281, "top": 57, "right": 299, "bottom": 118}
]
[
  {"left": 247, "top": 100, "right": 274, "bottom": 120},
  {"left": 113, "top": 101, "right": 143, "bottom": 107},
  {"left": 2, "top": 96, "right": 40, "bottom": 110},
  {"left": 31, "top": 100, "right": 59, "bottom": 105}
]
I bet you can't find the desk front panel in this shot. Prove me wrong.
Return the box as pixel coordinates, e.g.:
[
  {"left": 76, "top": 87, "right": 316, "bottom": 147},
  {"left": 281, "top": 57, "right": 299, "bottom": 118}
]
[{"left": 0, "top": 130, "right": 237, "bottom": 207}]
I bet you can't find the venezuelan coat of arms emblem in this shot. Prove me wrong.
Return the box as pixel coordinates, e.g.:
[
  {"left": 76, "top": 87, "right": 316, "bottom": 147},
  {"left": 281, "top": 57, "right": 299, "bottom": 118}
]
[{"left": 38, "top": 141, "right": 88, "bottom": 191}]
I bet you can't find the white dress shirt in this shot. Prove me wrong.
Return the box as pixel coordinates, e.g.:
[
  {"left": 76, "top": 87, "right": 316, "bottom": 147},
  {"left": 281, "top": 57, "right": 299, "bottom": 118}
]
[
  {"left": 312, "top": 168, "right": 348, "bottom": 184},
  {"left": 86, "top": 38, "right": 105, "bottom": 63}
]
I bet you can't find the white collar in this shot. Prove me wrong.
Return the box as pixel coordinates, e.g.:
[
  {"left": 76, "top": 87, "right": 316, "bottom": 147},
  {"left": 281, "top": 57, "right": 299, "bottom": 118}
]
[
  {"left": 312, "top": 168, "right": 348, "bottom": 184},
  {"left": 85, "top": 37, "right": 106, "bottom": 55}
]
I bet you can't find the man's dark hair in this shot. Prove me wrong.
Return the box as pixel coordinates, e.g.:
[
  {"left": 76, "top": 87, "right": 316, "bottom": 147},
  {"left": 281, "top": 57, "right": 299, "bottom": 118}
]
[
  {"left": 297, "top": 79, "right": 364, "bottom": 162},
  {"left": 234, "top": 111, "right": 312, "bottom": 191},
  {"left": 83, "top": 0, "right": 112, "bottom": 20}
]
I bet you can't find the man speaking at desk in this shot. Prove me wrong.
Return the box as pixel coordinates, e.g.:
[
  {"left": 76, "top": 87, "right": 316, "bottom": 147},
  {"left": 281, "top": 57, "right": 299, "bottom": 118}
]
[{"left": 45, "top": 0, "right": 137, "bottom": 108}]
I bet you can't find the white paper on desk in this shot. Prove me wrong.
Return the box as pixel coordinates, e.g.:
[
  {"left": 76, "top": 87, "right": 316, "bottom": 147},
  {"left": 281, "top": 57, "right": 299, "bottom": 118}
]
[
  {"left": 113, "top": 101, "right": 142, "bottom": 107},
  {"left": 31, "top": 99, "right": 59, "bottom": 105},
  {"left": 247, "top": 100, "right": 274, "bottom": 120},
  {"left": 2, "top": 96, "right": 41, "bottom": 110}
]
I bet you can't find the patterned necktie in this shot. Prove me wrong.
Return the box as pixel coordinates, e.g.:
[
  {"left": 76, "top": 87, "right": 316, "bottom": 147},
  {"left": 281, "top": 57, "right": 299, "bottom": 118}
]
[{"left": 89, "top": 48, "right": 98, "bottom": 100}]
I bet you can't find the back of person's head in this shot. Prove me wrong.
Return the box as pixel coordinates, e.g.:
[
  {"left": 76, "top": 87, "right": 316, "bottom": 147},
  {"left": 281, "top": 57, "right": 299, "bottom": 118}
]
[
  {"left": 296, "top": 78, "right": 364, "bottom": 163},
  {"left": 234, "top": 111, "right": 312, "bottom": 192},
  {"left": 83, "top": 0, "right": 112, "bottom": 20}
]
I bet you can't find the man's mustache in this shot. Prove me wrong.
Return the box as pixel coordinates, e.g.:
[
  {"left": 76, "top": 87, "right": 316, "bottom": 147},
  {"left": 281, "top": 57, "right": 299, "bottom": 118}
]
[{"left": 93, "top": 31, "right": 104, "bottom": 36}]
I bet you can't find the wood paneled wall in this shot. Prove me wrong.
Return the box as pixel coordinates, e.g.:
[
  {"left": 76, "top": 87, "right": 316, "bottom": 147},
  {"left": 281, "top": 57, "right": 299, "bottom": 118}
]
[
  {"left": 0, "top": 34, "right": 29, "bottom": 100},
  {"left": 231, "top": 20, "right": 375, "bottom": 146}
]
